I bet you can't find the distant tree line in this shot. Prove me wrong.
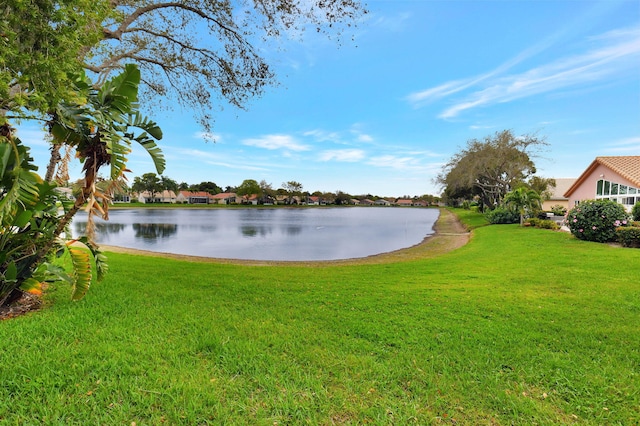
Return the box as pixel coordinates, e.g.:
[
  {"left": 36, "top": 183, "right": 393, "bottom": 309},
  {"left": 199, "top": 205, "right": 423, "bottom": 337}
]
[{"left": 92, "top": 173, "right": 440, "bottom": 205}]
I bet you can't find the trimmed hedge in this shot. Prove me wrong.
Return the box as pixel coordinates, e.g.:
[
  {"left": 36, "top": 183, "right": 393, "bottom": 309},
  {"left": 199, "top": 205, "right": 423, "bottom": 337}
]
[
  {"left": 485, "top": 207, "right": 519, "bottom": 224},
  {"left": 527, "top": 218, "right": 560, "bottom": 230},
  {"left": 616, "top": 226, "right": 640, "bottom": 248}
]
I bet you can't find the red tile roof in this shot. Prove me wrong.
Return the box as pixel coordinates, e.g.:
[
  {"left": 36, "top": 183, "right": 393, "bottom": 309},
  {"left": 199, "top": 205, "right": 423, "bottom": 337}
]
[
  {"left": 597, "top": 156, "right": 640, "bottom": 186},
  {"left": 211, "top": 192, "right": 236, "bottom": 199}
]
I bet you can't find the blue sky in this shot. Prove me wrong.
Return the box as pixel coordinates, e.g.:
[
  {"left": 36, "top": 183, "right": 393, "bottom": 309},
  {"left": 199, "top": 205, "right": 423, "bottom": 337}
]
[{"left": 20, "top": 0, "right": 640, "bottom": 197}]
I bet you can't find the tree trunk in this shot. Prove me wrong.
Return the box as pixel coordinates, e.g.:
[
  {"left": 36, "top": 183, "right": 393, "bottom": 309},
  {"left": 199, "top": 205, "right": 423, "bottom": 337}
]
[{"left": 44, "top": 144, "right": 62, "bottom": 183}]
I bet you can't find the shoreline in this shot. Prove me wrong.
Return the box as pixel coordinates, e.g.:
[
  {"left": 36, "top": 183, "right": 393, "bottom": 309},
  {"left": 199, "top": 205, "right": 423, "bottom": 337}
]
[{"left": 100, "top": 208, "right": 471, "bottom": 266}]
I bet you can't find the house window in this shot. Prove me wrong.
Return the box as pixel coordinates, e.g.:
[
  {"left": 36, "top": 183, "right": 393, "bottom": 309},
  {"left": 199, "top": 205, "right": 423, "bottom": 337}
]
[
  {"left": 611, "top": 183, "right": 619, "bottom": 195},
  {"left": 595, "top": 179, "right": 639, "bottom": 210}
]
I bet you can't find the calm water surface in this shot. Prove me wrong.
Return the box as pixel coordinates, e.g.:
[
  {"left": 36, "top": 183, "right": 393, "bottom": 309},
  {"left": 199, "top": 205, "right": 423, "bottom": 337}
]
[{"left": 73, "top": 207, "right": 439, "bottom": 261}]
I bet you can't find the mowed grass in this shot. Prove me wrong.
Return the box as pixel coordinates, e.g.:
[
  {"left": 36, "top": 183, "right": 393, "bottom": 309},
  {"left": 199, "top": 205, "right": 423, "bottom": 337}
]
[{"left": 1, "top": 211, "right": 639, "bottom": 425}]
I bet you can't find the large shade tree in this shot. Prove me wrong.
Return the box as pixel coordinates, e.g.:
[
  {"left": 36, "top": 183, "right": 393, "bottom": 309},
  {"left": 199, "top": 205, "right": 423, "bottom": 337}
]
[
  {"left": 437, "top": 130, "right": 547, "bottom": 210},
  {"left": 87, "top": 0, "right": 367, "bottom": 130}
]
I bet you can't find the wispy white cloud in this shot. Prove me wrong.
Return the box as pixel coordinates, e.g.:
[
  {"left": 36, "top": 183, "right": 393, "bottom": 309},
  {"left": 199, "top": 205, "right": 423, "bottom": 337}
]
[
  {"left": 170, "top": 148, "right": 225, "bottom": 161},
  {"left": 367, "top": 155, "right": 422, "bottom": 171},
  {"left": 405, "top": 18, "right": 571, "bottom": 107},
  {"left": 303, "top": 129, "right": 342, "bottom": 143},
  {"left": 613, "top": 136, "right": 640, "bottom": 145},
  {"left": 305, "top": 126, "right": 374, "bottom": 145},
  {"left": 371, "top": 12, "right": 412, "bottom": 33},
  {"left": 349, "top": 124, "right": 374, "bottom": 143},
  {"left": 242, "top": 134, "right": 311, "bottom": 151},
  {"left": 167, "top": 147, "right": 272, "bottom": 172},
  {"left": 469, "top": 124, "right": 495, "bottom": 130},
  {"left": 606, "top": 136, "right": 640, "bottom": 153},
  {"left": 203, "top": 161, "right": 270, "bottom": 171},
  {"left": 319, "top": 149, "right": 366, "bottom": 162},
  {"left": 408, "top": 25, "right": 640, "bottom": 119},
  {"left": 15, "top": 128, "right": 49, "bottom": 147}
]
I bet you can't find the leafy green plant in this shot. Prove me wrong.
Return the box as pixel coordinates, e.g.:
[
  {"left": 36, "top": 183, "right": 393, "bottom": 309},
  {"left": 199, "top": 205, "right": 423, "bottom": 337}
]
[
  {"left": 485, "top": 207, "right": 519, "bottom": 224},
  {"left": 550, "top": 204, "right": 567, "bottom": 215},
  {"left": 525, "top": 217, "right": 559, "bottom": 230},
  {"left": 616, "top": 226, "right": 640, "bottom": 248},
  {"left": 1, "top": 64, "right": 163, "bottom": 307},
  {"left": 48, "top": 65, "right": 164, "bottom": 235},
  {"left": 0, "top": 133, "right": 106, "bottom": 306},
  {"left": 503, "top": 186, "right": 542, "bottom": 226},
  {"left": 537, "top": 219, "right": 560, "bottom": 230},
  {"left": 567, "top": 199, "right": 627, "bottom": 243},
  {"left": 527, "top": 217, "right": 540, "bottom": 227},
  {"left": 632, "top": 202, "right": 640, "bottom": 221}
]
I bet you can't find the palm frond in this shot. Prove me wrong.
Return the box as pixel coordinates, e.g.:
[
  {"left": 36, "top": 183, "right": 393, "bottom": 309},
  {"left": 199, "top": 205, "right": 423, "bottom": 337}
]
[
  {"left": 135, "top": 132, "right": 165, "bottom": 175},
  {"left": 97, "top": 64, "right": 140, "bottom": 114},
  {"left": 66, "top": 240, "right": 95, "bottom": 301},
  {"left": 129, "top": 112, "right": 163, "bottom": 140},
  {"left": 105, "top": 135, "right": 132, "bottom": 180}
]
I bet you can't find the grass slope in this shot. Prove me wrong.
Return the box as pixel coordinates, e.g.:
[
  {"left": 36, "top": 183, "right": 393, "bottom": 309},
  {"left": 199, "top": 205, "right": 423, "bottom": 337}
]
[{"left": 1, "top": 211, "right": 638, "bottom": 425}]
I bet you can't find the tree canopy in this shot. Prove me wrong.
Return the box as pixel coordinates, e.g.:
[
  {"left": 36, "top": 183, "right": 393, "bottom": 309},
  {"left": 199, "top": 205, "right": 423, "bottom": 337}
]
[
  {"left": 437, "top": 130, "right": 547, "bottom": 210},
  {"left": 503, "top": 187, "right": 542, "bottom": 226},
  {"left": 0, "top": 0, "right": 110, "bottom": 115},
  {"left": 236, "top": 179, "right": 261, "bottom": 200},
  {"left": 87, "top": 0, "right": 367, "bottom": 130}
]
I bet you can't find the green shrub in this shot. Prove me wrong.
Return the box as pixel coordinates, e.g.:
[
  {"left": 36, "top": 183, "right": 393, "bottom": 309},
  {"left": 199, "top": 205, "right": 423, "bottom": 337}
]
[
  {"left": 485, "top": 207, "right": 519, "bottom": 224},
  {"left": 550, "top": 204, "right": 567, "bottom": 215},
  {"left": 616, "top": 226, "right": 640, "bottom": 248},
  {"left": 527, "top": 218, "right": 540, "bottom": 227},
  {"left": 632, "top": 202, "right": 640, "bottom": 221},
  {"left": 567, "top": 200, "right": 628, "bottom": 243},
  {"left": 537, "top": 219, "right": 560, "bottom": 230},
  {"left": 526, "top": 218, "right": 559, "bottom": 230}
]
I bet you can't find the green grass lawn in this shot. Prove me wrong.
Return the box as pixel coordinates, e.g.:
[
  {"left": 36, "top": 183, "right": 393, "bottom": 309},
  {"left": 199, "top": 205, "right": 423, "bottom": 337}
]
[{"left": 1, "top": 210, "right": 638, "bottom": 424}]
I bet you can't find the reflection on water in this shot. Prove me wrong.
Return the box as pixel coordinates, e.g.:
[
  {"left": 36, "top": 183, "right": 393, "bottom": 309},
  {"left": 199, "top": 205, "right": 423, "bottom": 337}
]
[
  {"left": 240, "top": 225, "right": 271, "bottom": 238},
  {"left": 133, "top": 223, "right": 178, "bottom": 239},
  {"left": 75, "top": 222, "right": 127, "bottom": 234},
  {"left": 72, "top": 208, "right": 439, "bottom": 261},
  {"left": 283, "top": 225, "right": 302, "bottom": 236}
]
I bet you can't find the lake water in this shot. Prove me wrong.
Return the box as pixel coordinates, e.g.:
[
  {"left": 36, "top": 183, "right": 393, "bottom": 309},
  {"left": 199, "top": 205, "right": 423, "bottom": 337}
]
[{"left": 73, "top": 207, "right": 439, "bottom": 261}]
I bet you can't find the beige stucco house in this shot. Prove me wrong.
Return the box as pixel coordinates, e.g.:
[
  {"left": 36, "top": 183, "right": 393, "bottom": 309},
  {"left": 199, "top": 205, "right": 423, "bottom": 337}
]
[
  {"left": 541, "top": 178, "right": 576, "bottom": 211},
  {"left": 211, "top": 192, "right": 237, "bottom": 204},
  {"left": 177, "top": 191, "right": 216, "bottom": 204},
  {"left": 564, "top": 156, "right": 640, "bottom": 212},
  {"left": 137, "top": 190, "right": 178, "bottom": 203}
]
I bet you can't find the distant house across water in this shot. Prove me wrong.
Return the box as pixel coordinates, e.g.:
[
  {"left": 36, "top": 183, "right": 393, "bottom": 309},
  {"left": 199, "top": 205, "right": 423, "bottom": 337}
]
[{"left": 177, "top": 191, "right": 216, "bottom": 204}]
